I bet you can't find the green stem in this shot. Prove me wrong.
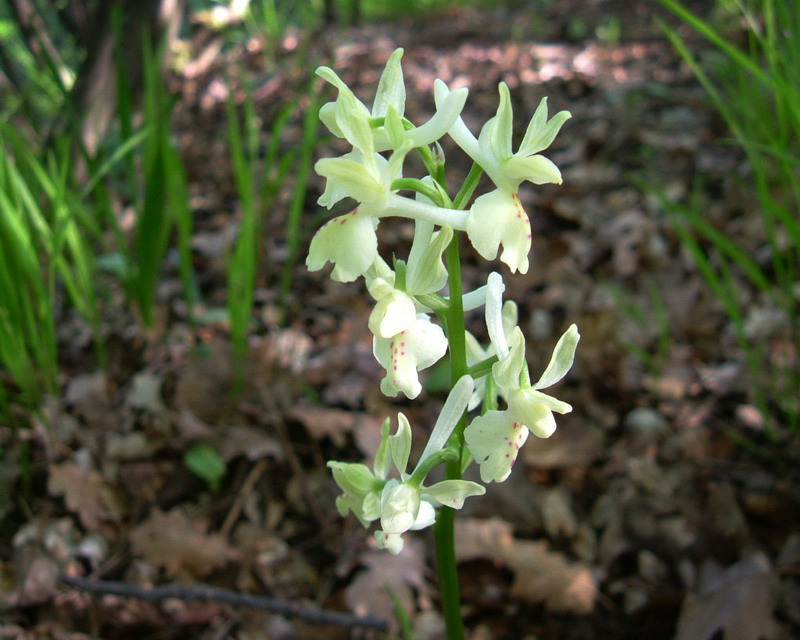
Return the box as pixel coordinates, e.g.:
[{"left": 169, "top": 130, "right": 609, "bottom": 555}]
[
  {"left": 433, "top": 232, "right": 468, "bottom": 640},
  {"left": 453, "top": 162, "right": 484, "bottom": 210},
  {"left": 466, "top": 355, "right": 499, "bottom": 379},
  {"left": 391, "top": 177, "right": 448, "bottom": 207}
]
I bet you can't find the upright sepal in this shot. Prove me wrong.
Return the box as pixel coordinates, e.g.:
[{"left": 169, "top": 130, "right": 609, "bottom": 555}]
[
  {"left": 534, "top": 324, "right": 580, "bottom": 390},
  {"left": 390, "top": 413, "right": 413, "bottom": 476},
  {"left": 372, "top": 48, "right": 406, "bottom": 118}
]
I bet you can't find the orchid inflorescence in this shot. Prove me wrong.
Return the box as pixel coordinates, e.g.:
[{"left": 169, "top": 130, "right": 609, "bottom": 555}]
[{"left": 308, "top": 49, "right": 580, "bottom": 555}]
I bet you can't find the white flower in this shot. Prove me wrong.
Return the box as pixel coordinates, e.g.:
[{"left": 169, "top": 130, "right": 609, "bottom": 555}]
[
  {"left": 373, "top": 314, "right": 448, "bottom": 399},
  {"left": 310, "top": 146, "right": 468, "bottom": 283},
  {"left": 317, "top": 48, "right": 468, "bottom": 153},
  {"left": 467, "top": 189, "right": 533, "bottom": 274},
  {"left": 464, "top": 324, "right": 580, "bottom": 483},
  {"left": 332, "top": 380, "right": 483, "bottom": 555},
  {"left": 434, "top": 80, "right": 570, "bottom": 274},
  {"left": 462, "top": 272, "right": 517, "bottom": 410},
  {"left": 366, "top": 224, "right": 452, "bottom": 338},
  {"left": 308, "top": 54, "right": 472, "bottom": 284},
  {"left": 306, "top": 208, "right": 378, "bottom": 283},
  {"left": 328, "top": 416, "right": 395, "bottom": 526},
  {"left": 373, "top": 377, "right": 484, "bottom": 554}
]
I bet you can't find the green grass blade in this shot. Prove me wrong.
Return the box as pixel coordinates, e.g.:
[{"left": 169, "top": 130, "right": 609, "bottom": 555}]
[{"left": 279, "top": 76, "right": 321, "bottom": 305}]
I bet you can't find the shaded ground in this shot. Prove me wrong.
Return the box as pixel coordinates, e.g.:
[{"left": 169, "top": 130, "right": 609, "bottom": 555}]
[{"left": 2, "top": 2, "right": 799, "bottom": 639}]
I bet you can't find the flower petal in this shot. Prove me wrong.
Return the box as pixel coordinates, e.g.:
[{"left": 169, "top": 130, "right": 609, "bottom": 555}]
[
  {"left": 380, "top": 481, "right": 420, "bottom": 534},
  {"left": 505, "top": 154, "right": 563, "bottom": 186},
  {"left": 369, "top": 289, "right": 417, "bottom": 338},
  {"left": 534, "top": 324, "right": 580, "bottom": 390},
  {"left": 405, "top": 86, "right": 468, "bottom": 149},
  {"left": 409, "top": 500, "right": 436, "bottom": 530},
  {"left": 492, "top": 326, "right": 526, "bottom": 391},
  {"left": 375, "top": 530, "right": 405, "bottom": 554},
  {"left": 485, "top": 272, "right": 508, "bottom": 358},
  {"left": 478, "top": 82, "right": 513, "bottom": 162},
  {"left": 433, "top": 79, "right": 482, "bottom": 161},
  {"left": 423, "top": 480, "right": 485, "bottom": 509},
  {"left": 466, "top": 189, "right": 531, "bottom": 274},
  {"left": 316, "top": 66, "right": 373, "bottom": 153},
  {"left": 389, "top": 413, "right": 413, "bottom": 475},
  {"left": 512, "top": 386, "right": 572, "bottom": 416},
  {"left": 306, "top": 209, "right": 377, "bottom": 282},
  {"left": 335, "top": 494, "right": 370, "bottom": 527},
  {"left": 315, "top": 156, "right": 387, "bottom": 207},
  {"left": 374, "top": 315, "right": 448, "bottom": 399},
  {"left": 518, "top": 97, "right": 571, "bottom": 157},
  {"left": 464, "top": 411, "right": 529, "bottom": 483},
  {"left": 406, "top": 226, "right": 452, "bottom": 295},
  {"left": 508, "top": 388, "right": 567, "bottom": 438},
  {"left": 373, "top": 416, "right": 393, "bottom": 479},
  {"left": 372, "top": 48, "right": 406, "bottom": 118},
  {"left": 328, "top": 461, "right": 375, "bottom": 497}
]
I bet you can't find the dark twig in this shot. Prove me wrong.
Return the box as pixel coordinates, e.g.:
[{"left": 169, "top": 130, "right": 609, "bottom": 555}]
[{"left": 61, "top": 575, "right": 388, "bottom": 630}]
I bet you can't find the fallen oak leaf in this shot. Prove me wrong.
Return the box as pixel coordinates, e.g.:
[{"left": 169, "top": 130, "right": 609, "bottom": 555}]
[
  {"left": 675, "top": 554, "right": 780, "bottom": 640},
  {"left": 456, "top": 517, "right": 596, "bottom": 615},
  {"left": 345, "top": 537, "right": 428, "bottom": 629},
  {"left": 501, "top": 539, "right": 596, "bottom": 615},
  {"left": 48, "top": 463, "right": 121, "bottom": 530},
  {"left": 130, "top": 508, "right": 236, "bottom": 577}
]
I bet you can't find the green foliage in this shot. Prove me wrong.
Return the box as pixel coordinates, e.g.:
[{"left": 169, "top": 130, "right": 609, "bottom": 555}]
[
  {"left": 659, "top": 0, "right": 800, "bottom": 434},
  {"left": 0, "top": 2, "right": 80, "bottom": 126},
  {"left": 226, "top": 74, "right": 321, "bottom": 359},
  {"left": 279, "top": 78, "right": 321, "bottom": 306},
  {"left": 606, "top": 281, "right": 670, "bottom": 380},
  {"left": 184, "top": 442, "right": 227, "bottom": 491},
  {"left": 0, "top": 124, "right": 100, "bottom": 411},
  {"left": 111, "top": 32, "right": 197, "bottom": 327}
]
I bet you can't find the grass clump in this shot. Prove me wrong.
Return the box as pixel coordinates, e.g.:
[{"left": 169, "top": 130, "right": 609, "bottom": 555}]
[{"left": 659, "top": 0, "right": 800, "bottom": 436}]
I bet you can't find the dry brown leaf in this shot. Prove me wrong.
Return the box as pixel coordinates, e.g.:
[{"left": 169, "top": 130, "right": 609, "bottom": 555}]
[
  {"left": 291, "top": 404, "right": 382, "bottom": 448},
  {"left": 64, "top": 371, "right": 112, "bottom": 428},
  {"left": 502, "top": 540, "right": 596, "bottom": 615},
  {"left": 456, "top": 516, "right": 514, "bottom": 562},
  {"left": 217, "top": 425, "right": 283, "bottom": 462},
  {"left": 11, "top": 553, "right": 60, "bottom": 607},
  {"left": 48, "top": 463, "right": 121, "bottom": 530},
  {"left": 674, "top": 554, "right": 780, "bottom": 640},
  {"left": 130, "top": 508, "right": 236, "bottom": 577},
  {"left": 345, "top": 537, "right": 427, "bottom": 628},
  {"left": 522, "top": 420, "right": 605, "bottom": 469},
  {"left": 10, "top": 518, "right": 83, "bottom": 607},
  {"left": 457, "top": 517, "right": 596, "bottom": 615}
]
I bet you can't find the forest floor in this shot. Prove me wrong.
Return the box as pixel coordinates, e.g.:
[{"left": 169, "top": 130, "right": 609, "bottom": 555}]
[{"left": 2, "top": 1, "right": 799, "bottom": 639}]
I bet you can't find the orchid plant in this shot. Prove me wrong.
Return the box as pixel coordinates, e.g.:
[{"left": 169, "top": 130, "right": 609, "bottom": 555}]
[{"left": 308, "top": 49, "right": 579, "bottom": 638}]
